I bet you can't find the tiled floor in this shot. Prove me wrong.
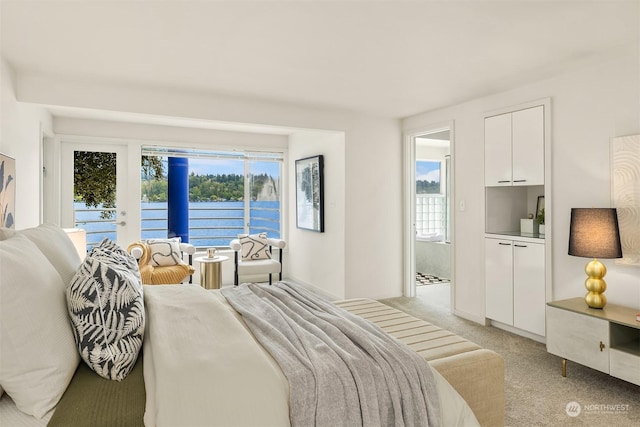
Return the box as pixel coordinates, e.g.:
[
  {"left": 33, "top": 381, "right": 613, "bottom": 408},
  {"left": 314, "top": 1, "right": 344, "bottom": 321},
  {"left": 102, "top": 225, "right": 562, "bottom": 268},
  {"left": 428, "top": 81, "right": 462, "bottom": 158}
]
[{"left": 416, "top": 272, "right": 449, "bottom": 286}]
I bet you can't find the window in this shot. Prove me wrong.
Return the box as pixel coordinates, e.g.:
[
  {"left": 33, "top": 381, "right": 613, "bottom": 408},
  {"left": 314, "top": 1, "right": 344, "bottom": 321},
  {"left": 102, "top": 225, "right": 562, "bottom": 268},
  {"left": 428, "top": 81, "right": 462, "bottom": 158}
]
[
  {"left": 141, "top": 147, "right": 282, "bottom": 247},
  {"left": 416, "top": 160, "right": 446, "bottom": 239}
]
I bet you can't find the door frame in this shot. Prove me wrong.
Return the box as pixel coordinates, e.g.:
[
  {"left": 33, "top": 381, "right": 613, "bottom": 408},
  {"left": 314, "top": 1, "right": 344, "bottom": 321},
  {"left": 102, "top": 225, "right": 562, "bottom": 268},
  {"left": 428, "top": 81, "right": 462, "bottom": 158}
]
[
  {"left": 403, "top": 121, "right": 455, "bottom": 302},
  {"left": 60, "top": 139, "right": 132, "bottom": 247}
]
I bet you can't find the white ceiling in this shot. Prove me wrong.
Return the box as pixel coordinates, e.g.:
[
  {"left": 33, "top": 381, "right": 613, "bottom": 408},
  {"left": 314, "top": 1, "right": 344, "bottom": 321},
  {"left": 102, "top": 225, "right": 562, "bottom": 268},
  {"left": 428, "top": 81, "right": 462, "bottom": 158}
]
[{"left": 2, "top": 1, "right": 638, "bottom": 120}]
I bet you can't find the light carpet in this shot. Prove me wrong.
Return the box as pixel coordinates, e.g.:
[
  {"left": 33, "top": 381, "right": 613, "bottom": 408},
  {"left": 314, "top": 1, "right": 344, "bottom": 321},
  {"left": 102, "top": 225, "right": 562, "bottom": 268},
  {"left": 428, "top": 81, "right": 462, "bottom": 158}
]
[{"left": 380, "top": 284, "right": 640, "bottom": 427}]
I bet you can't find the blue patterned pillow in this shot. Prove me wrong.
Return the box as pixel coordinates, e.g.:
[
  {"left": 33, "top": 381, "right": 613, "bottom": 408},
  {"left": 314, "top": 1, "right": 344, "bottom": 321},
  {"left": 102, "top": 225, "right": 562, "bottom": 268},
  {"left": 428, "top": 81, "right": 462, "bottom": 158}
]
[{"left": 66, "top": 239, "right": 144, "bottom": 381}]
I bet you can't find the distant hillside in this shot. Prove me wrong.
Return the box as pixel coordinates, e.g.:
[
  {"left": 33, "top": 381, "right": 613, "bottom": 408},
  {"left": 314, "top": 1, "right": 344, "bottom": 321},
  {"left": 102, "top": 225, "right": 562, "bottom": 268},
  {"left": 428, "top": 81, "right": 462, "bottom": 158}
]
[
  {"left": 416, "top": 180, "right": 440, "bottom": 194},
  {"left": 142, "top": 173, "right": 278, "bottom": 202}
]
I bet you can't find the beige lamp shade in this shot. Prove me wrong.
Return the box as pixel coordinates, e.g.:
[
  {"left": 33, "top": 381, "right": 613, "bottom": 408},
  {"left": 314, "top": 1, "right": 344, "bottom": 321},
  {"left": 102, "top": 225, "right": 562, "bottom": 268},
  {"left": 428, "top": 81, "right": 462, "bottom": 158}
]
[
  {"left": 568, "top": 208, "right": 622, "bottom": 259},
  {"left": 63, "top": 228, "right": 87, "bottom": 259}
]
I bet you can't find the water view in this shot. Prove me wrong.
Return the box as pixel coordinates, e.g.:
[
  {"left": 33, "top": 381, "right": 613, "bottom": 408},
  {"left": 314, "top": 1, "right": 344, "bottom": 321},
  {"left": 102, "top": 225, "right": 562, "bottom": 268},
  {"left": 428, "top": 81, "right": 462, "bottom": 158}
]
[{"left": 75, "top": 200, "right": 281, "bottom": 249}]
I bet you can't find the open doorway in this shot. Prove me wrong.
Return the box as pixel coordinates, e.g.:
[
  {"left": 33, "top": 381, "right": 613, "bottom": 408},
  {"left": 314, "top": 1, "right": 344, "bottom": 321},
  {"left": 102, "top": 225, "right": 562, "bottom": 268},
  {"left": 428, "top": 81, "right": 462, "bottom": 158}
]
[
  {"left": 415, "top": 131, "right": 451, "bottom": 306},
  {"left": 404, "top": 125, "right": 453, "bottom": 310}
]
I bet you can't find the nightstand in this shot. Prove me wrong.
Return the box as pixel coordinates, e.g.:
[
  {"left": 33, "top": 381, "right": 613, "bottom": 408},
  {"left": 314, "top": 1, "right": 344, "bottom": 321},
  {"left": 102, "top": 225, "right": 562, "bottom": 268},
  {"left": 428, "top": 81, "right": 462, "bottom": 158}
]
[
  {"left": 195, "top": 255, "right": 228, "bottom": 289},
  {"left": 546, "top": 298, "right": 640, "bottom": 386}
]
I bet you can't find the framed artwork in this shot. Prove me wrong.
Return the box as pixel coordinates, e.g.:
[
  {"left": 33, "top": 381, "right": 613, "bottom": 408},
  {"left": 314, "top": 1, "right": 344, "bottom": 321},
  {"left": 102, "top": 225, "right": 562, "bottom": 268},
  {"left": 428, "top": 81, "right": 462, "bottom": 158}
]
[
  {"left": 611, "top": 135, "right": 640, "bottom": 266},
  {"left": 536, "top": 196, "right": 545, "bottom": 219},
  {"left": 295, "top": 155, "right": 324, "bottom": 232},
  {"left": 0, "top": 153, "right": 16, "bottom": 229}
]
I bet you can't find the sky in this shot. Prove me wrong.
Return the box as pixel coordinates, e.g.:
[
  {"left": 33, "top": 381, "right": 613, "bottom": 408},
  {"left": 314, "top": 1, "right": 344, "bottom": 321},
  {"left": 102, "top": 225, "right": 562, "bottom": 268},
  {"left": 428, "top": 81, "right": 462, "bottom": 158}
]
[{"left": 416, "top": 161, "right": 440, "bottom": 182}]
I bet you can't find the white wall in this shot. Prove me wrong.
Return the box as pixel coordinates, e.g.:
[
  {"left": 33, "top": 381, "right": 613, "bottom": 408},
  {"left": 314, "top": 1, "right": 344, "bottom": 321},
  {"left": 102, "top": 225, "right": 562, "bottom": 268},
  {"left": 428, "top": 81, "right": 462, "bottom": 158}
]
[
  {"left": 17, "top": 71, "right": 355, "bottom": 133},
  {"left": 416, "top": 145, "right": 448, "bottom": 161},
  {"left": 344, "top": 116, "right": 403, "bottom": 299},
  {"left": 289, "top": 131, "right": 346, "bottom": 298},
  {"left": 0, "top": 58, "right": 53, "bottom": 229},
  {"left": 404, "top": 45, "right": 640, "bottom": 318},
  {"left": 54, "top": 117, "right": 289, "bottom": 149}
]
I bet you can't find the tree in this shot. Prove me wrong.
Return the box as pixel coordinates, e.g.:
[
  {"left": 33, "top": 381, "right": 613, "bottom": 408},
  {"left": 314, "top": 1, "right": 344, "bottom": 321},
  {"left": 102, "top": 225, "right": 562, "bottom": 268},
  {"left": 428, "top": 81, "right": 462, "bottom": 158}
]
[
  {"left": 141, "top": 155, "right": 164, "bottom": 181},
  {"left": 74, "top": 152, "right": 163, "bottom": 218}
]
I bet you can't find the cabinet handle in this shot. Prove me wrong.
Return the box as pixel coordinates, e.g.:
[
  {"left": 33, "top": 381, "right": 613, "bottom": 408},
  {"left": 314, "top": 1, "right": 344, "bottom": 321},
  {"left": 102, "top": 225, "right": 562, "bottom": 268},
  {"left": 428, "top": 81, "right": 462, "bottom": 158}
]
[
  {"left": 498, "top": 242, "right": 511, "bottom": 246},
  {"left": 514, "top": 244, "right": 527, "bottom": 248},
  {"left": 498, "top": 180, "right": 511, "bottom": 183},
  {"left": 513, "top": 179, "right": 527, "bottom": 183},
  {"left": 600, "top": 341, "right": 605, "bottom": 352}
]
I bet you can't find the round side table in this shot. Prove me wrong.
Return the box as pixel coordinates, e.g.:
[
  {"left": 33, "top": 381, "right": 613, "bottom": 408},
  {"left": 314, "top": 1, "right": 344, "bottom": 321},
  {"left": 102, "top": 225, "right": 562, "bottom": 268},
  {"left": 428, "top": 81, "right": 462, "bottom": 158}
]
[{"left": 195, "top": 255, "right": 229, "bottom": 289}]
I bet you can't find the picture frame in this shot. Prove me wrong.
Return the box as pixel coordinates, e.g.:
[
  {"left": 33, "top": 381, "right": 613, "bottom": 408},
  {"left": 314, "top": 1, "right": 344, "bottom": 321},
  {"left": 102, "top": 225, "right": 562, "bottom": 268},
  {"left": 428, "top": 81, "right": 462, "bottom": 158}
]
[
  {"left": 611, "top": 135, "right": 640, "bottom": 266},
  {"left": 536, "top": 195, "right": 545, "bottom": 219},
  {"left": 0, "top": 152, "right": 16, "bottom": 229},
  {"left": 295, "top": 155, "right": 324, "bottom": 232}
]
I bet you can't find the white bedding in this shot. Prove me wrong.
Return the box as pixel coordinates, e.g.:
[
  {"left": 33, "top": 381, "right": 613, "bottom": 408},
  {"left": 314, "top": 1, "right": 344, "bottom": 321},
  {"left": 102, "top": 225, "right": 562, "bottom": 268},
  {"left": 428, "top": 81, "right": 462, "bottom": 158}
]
[
  {"left": 0, "top": 395, "right": 51, "bottom": 427},
  {"left": 1, "top": 283, "right": 478, "bottom": 426},
  {"left": 143, "top": 284, "right": 479, "bottom": 427}
]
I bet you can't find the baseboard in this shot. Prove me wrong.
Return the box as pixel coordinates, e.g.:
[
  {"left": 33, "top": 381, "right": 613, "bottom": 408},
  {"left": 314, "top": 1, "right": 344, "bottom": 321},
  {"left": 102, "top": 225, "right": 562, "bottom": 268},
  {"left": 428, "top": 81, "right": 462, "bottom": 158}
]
[
  {"left": 489, "top": 320, "right": 546, "bottom": 344},
  {"left": 453, "top": 308, "right": 489, "bottom": 326}
]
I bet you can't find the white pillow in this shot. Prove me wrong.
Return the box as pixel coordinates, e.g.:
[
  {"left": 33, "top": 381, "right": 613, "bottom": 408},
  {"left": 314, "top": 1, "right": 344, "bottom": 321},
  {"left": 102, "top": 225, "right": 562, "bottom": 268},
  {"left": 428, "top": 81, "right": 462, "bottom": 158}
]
[
  {"left": 147, "top": 238, "right": 182, "bottom": 266},
  {"left": 0, "top": 227, "right": 16, "bottom": 240},
  {"left": 20, "top": 223, "right": 82, "bottom": 285},
  {"left": 239, "top": 233, "right": 271, "bottom": 260},
  {"left": 0, "top": 234, "right": 80, "bottom": 419}
]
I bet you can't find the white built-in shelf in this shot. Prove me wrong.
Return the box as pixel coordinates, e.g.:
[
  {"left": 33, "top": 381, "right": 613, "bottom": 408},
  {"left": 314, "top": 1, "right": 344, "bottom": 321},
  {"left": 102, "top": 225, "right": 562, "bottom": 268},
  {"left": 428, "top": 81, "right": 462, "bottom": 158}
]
[{"left": 485, "top": 231, "right": 545, "bottom": 241}]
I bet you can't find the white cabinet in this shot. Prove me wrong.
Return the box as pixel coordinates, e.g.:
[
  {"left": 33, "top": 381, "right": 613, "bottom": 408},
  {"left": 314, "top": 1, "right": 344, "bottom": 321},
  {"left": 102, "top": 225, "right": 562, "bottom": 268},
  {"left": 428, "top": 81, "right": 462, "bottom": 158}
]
[
  {"left": 485, "top": 105, "right": 544, "bottom": 187},
  {"left": 512, "top": 106, "right": 544, "bottom": 186},
  {"left": 484, "top": 99, "right": 550, "bottom": 340},
  {"left": 485, "top": 239, "right": 513, "bottom": 325},
  {"left": 513, "top": 241, "right": 545, "bottom": 336},
  {"left": 485, "top": 237, "right": 545, "bottom": 336},
  {"left": 485, "top": 113, "right": 512, "bottom": 186},
  {"left": 547, "top": 299, "right": 640, "bottom": 386}
]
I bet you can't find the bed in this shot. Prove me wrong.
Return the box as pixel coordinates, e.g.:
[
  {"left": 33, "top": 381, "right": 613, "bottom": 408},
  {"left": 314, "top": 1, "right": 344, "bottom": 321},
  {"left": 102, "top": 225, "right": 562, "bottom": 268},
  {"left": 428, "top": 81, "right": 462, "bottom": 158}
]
[{"left": 0, "top": 224, "right": 489, "bottom": 426}]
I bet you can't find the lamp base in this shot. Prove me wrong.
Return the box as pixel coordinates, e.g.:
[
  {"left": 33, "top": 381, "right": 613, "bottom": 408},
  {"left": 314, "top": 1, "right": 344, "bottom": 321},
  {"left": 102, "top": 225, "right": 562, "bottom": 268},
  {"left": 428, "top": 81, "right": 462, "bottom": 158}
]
[{"left": 584, "top": 259, "right": 607, "bottom": 309}]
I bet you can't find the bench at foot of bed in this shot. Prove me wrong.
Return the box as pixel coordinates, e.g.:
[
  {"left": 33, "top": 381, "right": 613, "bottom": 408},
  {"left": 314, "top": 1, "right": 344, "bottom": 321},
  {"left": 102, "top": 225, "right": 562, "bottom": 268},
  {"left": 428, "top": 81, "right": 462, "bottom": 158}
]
[{"left": 335, "top": 299, "right": 505, "bottom": 427}]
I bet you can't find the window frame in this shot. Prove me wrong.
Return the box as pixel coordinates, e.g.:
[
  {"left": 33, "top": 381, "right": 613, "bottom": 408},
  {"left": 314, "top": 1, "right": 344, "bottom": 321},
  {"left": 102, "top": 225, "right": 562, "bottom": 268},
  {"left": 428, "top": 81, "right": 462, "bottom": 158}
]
[
  {"left": 140, "top": 146, "right": 285, "bottom": 248},
  {"left": 415, "top": 158, "right": 447, "bottom": 240}
]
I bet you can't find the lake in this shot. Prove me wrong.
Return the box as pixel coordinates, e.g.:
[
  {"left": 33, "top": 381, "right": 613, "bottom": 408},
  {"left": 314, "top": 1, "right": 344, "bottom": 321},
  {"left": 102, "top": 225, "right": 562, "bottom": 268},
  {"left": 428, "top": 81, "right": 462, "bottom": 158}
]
[{"left": 75, "top": 201, "right": 281, "bottom": 249}]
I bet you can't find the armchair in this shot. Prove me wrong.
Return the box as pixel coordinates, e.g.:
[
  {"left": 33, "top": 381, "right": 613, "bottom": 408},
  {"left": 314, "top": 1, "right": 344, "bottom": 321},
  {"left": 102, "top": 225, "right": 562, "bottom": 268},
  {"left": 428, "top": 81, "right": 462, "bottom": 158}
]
[
  {"left": 230, "top": 234, "right": 286, "bottom": 286},
  {"left": 127, "top": 240, "right": 196, "bottom": 285}
]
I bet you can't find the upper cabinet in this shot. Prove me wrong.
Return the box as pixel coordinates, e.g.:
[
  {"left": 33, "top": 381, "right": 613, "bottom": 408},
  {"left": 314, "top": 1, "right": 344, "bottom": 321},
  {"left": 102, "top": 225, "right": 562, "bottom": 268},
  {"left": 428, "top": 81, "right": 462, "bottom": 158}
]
[{"left": 485, "top": 105, "right": 544, "bottom": 187}]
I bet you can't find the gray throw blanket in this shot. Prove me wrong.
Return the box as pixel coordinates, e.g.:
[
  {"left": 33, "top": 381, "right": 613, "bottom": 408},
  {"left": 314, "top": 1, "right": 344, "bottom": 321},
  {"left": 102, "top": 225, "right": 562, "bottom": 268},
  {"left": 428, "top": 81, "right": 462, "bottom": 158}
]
[{"left": 221, "top": 282, "right": 441, "bottom": 427}]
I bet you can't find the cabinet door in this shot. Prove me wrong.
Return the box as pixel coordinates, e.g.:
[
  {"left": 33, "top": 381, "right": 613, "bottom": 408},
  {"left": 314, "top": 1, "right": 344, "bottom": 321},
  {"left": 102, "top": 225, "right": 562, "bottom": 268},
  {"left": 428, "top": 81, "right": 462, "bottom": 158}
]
[
  {"left": 546, "top": 306, "right": 609, "bottom": 373},
  {"left": 512, "top": 106, "right": 544, "bottom": 186},
  {"left": 485, "top": 238, "right": 513, "bottom": 325},
  {"left": 484, "top": 113, "right": 512, "bottom": 186},
  {"left": 513, "top": 242, "right": 545, "bottom": 336}
]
